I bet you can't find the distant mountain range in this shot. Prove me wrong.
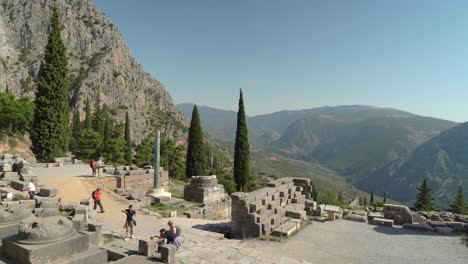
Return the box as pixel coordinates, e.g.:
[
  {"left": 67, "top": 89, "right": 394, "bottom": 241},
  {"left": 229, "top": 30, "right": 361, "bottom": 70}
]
[{"left": 177, "top": 103, "right": 465, "bottom": 208}]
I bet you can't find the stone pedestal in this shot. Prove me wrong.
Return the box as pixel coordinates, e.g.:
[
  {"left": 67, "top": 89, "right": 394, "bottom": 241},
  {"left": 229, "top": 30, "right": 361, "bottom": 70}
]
[
  {"left": 147, "top": 188, "right": 171, "bottom": 199},
  {"left": 138, "top": 239, "right": 156, "bottom": 257},
  {"left": 161, "top": 244, "right": 176, "bottom": 264},
  {"left": 97, "top": 166, "right": 105, "bottom": 177}
]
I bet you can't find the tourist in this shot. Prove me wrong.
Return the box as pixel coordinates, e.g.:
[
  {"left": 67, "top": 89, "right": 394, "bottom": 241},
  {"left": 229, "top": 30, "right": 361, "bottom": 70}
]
[
  {"left": 151, "top": 228, "right": 181, "bottom": 251},
  {"left": 92, "top": 187, "right": 105, "bottom": 213},
  {"left": 97, "top": 157, "right": 104, "bottom": 166},
  {"left": 122, "top": 205, "right": 136, "bottom": 241},
  {"left": 90, "top": 159, "right": 97, "bottom": 177},
  {"left": 28, "top": 178, "right": 36, "bottom": 199},
  {"left": 167, "top": 220, "right": 181, "bottom": 237}
]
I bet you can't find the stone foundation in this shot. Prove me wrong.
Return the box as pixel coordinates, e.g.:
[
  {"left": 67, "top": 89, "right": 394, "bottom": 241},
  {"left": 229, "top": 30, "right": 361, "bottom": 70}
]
[{"left": 230, "top": 177, "right": 310, "bottom": 238}]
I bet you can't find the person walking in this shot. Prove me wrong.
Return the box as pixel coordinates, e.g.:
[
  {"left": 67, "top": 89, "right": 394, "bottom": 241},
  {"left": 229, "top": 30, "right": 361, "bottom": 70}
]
[
  {"left": 122, "top": 205, "right": 136, "bottom": 241},
  {"left": 28, "top": 178, "right": 36, "bottom": 199},
  {"left": 92, "top": 187, "right": 105, "bottom": 213},
  {"left": 90, "top": 159, "right": 97, "bottom": 177}
]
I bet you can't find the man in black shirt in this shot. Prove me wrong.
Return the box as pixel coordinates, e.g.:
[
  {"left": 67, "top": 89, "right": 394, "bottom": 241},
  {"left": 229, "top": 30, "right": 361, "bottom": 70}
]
[
  {"left": 152, "top": 228, "right": 181, "bottom": 251},
  {"left": 122, "top": 205, "right": 136, "bottom": 241}
]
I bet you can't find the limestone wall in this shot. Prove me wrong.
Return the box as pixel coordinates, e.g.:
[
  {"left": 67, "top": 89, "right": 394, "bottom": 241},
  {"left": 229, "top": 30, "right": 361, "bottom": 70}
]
[
  {"left": 96, "top": 168, "right": 169, "bottom": 192},
  {"left": 230, "top": 177, "right": 311, "bottom": 238}
]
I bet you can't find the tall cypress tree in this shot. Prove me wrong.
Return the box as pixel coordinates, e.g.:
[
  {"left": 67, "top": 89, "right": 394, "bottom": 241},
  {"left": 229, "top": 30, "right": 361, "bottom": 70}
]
[
  {"left": 84, "top": 98, "right": 92, "bottom": 129},
  {"left": 311, "top": 183, "right": 318, "bottom": 201},
  {"left": 449, "top": 185, "right": 466, "bottom": 214},
  {"left": 233, "top": 89, "right": 251, "bottom": 192},
  {"left": 92, "top": 91, "right": 105, "bottom": 135},
  {"left": 370, "top": 192, "right": 374, "bottom": 205},
  {"left": 383, "top": 192, "right": 387, "bottom": 203},
  {"left": 185, "top": 105, "right": 207, "bottom": 178},
  {"left": 414, "top": 179, "right": 435, "bottom": 211},
  {"left": 31, "top": 7, "right": 70, "bottom": 161},
  {"left": 124, "top": 112, "right": 132, "bottom": 165},
  {"left": 70, "top": 108, "right": 81, "bottom": 152}
]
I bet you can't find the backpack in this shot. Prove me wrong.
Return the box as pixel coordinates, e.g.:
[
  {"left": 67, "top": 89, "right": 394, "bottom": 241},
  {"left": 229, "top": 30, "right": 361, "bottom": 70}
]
[{"left": 91, "top": 190, "right": 96, "bottom": 200}]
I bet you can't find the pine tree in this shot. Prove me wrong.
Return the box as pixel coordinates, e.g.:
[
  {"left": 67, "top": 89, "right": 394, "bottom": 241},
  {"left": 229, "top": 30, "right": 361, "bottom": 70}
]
[
  {"left": 101, "top": 125, "right": 126, "bottom": 165},
  {"left": 75, "top": 128, "right": 102, "bottom": 160},
  {"left": 185, "top": 105, "right": 207, "bottom": 178},
  {"left": 103, "top": 115, "right": 113, "bottom": 144},
  {"left": 134, "top": 133, "right": 154, "bottom": 167},
  {"left": 311, "top": 183, "right": 318, "bottom": 201},
  {"left": 383, "top": 192, "right": 387, "bottom": 203},
  {"left": 338, "top": 192, "right": 343, "bottom": 205},
  {"left": 364, "top": 196, "right": 368, "bottom": 206},
  {"left": 370, "top": 192, "right": 374, "bottom": 205},
  {"left": 92, "top": 92, "right": 105, "bottom": 135},
  {"left": 449, "top": 185, "right": 466, "bottom": 214},
  {"left": 233, "top": 89, "right": 251, "bottom": 192},
  {"left": 414, "top": 179, "right": 435, "bottom": 211},
  {"left": 124, "top": 112, "right": 132, "bottom": 165},
  {"left": 84, "top": 98, "right": 92, "bottom": 129},
  {"left": 31, "top": 7, "right": 70, "bottom": 161}
]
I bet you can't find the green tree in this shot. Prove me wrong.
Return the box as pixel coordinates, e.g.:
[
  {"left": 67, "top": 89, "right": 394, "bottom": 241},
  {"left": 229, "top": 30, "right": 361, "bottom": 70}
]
[
  {"left": 338, "top": 192, "right": 343, "bottom": 205},
  {"left": 160, "top": 135, "right": 185, "bottom": 179},
  {"left": 92, "top": 92, "right": 105, "bottom": 135},
  {"left": 101, "top": 125, "right": 126, "bottom": 165},
  {"left": 0, "top": 92, "right": 34, "bottom": 135},
  {"left": 74, "top": 128, "right": 102, "bottom": 160},
  {"left": 319, "top": 191, "right": 339, "bottom": 205},
  {"left": 31, "top": 8, "right": 70, "bottom": 161},
  {"left": 370, "top": 192, "right": 374, "bottom": 205},
  {"left": 84, "top": 98, "right": 92, "bottom": 129},
  {"left": 69, "top": 108, "right": 81, "bottom": 152},
  {"left": 364, "top": 196, "right": 368, "bottom": 206},
  {"left": 124, "top": 112, "right": 132, "bottom": 165},
  {"left": 414, "top": 179, "right": 435, "bottom": 211},
  {"left": 311, "top": 183, "right": 318, "bottom": 201},
  {"left": 233, "top": 89, "right": 251, "bottom": 192},
  {"left": 449, "top": 185, "right": 466, "bottom": 214},
  {"left": 185, "top": 105, "right": 207, "bottom": 178},
  {"left": 134, "top": 133, "right": 154, "bottom": 167},
  {"left": 383, "top": 192, "right": 387, "bottom": 203}
]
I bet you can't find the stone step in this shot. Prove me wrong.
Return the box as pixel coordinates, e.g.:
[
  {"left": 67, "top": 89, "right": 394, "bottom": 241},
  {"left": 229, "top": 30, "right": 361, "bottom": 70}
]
[
  {"left": 271, "top": 220, "right": 301, "bottom": 237},
  {"left": 48, "top": 245, "right": 108, "bottom": 264},
  {"left": 372, "top": 218, "right": 394, "bottom": 227}
]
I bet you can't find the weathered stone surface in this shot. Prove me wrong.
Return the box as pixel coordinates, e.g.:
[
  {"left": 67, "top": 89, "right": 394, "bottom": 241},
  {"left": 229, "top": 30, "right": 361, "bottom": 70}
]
[
  {"left": 0, "top": 180, "right": 6, "bottom": 187},
  {"left": 72, "top": 214, "right": 85, "bottom": 231},
  {"left": 344, "top": 213, "right": 367, "bottom": 223},
  {"left": 75, "top": 205, "right": 89, "bottom": 224},
  {"left": 434, "top": 226, "right": 453, "bottom": 234},
  {"left": 38, "top": 187, "right": 59, "bottom": 197},
  {"left": 446, "top": 221, "right": 465, "bottom": 230},
  {"left": 161, "top": 244, "right": 176, "bottom": 264},
  {"left": 35, "top": 207, "right": 60, "bottom": 217},
  {"left": 80, "top": 199, "right": 90, "bottom": 206},
  {"left": 88, "top": 222, "right": 103, "bottom": 232},
  {"left": 0, "top": 163, "right": 12, "bottom": 172},
  {"left": 1, "top": 200, "right": 20, "bottom": 208},
  {"left": 19, "top": 199, "right": 36, "bottom": 209},
  {"left": 430, "top": 214, "right": 444, "bottom": 222},
  {"left": 1, "top": 171, "right": 18, "bottom": 180},
  {"left": 0, "top": 206, "right": 34, "bottom": 223},
  {"left": 412, "top": 213, "right": 427, "bottom": 224},
  {"left": 60, "top": 202, "right": 78, "bottom": 211},
  {"left": 372, "top": 218, "right": 394, "bottom": 227},
  {"left": 10, "top": 180, "right": 28, "bottom": 191},
  {"left": 138, "top": 239, "right": 156, "bottom": 257},
  {"left": 454, "top": 214, "right": 468, "bottom": 223},
  {"left": 428, "top": 221, "right": 448, "bottom": 227},
  {"left": 403, "top": 223, "right": 434, "bottom": 232},
  {"left": 40, "top": 201, "right": 60, "bottom": 209},
  {"left": 383, "top": 204, "right": 413, "bottom": 225},
  {"left": 368, "top": 212, "right": 384, "bottom": 222},
  {"left": 35, "top": 196, "right": 59, "bottom": 207}
]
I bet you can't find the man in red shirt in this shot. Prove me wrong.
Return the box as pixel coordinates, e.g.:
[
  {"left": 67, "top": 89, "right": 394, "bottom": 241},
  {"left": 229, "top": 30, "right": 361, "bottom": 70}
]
[
  {"left": 92, "top": 187, "right": 105, "bottom": 213},
  {"left": 90, "top": 159, "right": 97, "bottom": 177}
]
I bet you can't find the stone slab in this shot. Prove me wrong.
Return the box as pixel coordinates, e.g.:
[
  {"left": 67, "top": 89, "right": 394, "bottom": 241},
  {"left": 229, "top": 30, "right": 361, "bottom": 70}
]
[
  {"left": 161, "top": 244, "right": 176, "bottom": 264},
  {"left": 72, "top": 214, "right": 85, "bottom": 231},
  {"left": 47, "top": 246, "right": 107, "bottom": 264},
  {"left": 344, "top": 214, "right": 367, "bottom": 223},
  {"left": 372, "top": 218, "right": 394, "bottom": 227},
  {"left": 10, "top": 180, "right": 27, "bottom": 191},
  {"left": 19, "top": 200, "right": 36, "bottom": 209},
  {"left": 38, "top": 187, "right": 58, "bottom": 197},
  {"left": 435, "top": 226, "right": 453, "bottom": 234},
  {"left": 403, "top": 223, "right": 434, "bottom": 232},
  {"left": 110, "top": 255, "right": 155, "bottom": 263},
  {"left": 60, "top": 202, "right": 78, "bottom": 211},
  {"left": 428, "top": 221, "right": 448, "bottom": 227}
]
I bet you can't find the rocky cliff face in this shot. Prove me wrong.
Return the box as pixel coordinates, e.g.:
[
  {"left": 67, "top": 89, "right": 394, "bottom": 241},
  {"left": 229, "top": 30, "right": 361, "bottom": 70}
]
[{"left": 0, "top": 0, "right": 185, "bottom": 144}]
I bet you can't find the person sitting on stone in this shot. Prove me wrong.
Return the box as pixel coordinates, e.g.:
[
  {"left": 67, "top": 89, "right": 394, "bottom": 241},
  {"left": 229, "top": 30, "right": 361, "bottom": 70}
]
[
  {"left": 167, "top": 220, "right": 181, "bottom": 237},
  {"left": 151, "top": 228, "right": 181, "bottom": 251},
  {"left": 122, "top": 205, "right": 136, "bottom": 241}
]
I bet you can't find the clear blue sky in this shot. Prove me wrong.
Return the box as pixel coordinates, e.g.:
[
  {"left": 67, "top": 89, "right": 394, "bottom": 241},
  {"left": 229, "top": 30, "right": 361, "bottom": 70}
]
[{"left": 94, "top": 0, "right": 468, "bottom": 122}]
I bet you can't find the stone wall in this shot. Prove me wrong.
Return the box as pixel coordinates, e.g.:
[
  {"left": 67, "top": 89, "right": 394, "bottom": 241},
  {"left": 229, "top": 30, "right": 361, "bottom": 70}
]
[
  {"left": 230, "top": 177, "right": 311, "bottom": 239},
  {"left": 96, "top": 168, "right": 169, "bottom": 192}
]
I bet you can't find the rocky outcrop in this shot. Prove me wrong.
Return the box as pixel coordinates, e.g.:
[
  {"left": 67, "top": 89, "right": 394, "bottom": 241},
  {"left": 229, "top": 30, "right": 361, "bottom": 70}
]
[
  {"left": 382, "top": 204, "right": 413, "bottom": 225},
  {"left": 0, "top": 0, "right": 185, "bottom": 144}
]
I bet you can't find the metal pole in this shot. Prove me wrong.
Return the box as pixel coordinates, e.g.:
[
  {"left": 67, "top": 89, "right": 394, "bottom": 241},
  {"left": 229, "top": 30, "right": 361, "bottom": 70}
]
[{"left": 153, "top": 130, "right": 160, "bottom": 189}]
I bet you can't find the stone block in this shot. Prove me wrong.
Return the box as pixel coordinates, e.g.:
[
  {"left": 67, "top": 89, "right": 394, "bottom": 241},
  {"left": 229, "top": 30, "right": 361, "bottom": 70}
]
[
  {"left": 35, "top": 196, "right": 58, "bottom": 207},
  {"left": 72, "top": 214, "right": 85, "bottom": 231},
  {"left": 35, "top": 207, "right": 60, "bottom": 217},
  {"left": 126, "top": 169, "right": 146, "bottom": 176},
  {"left": 60, "top": 202, "right": 78, "bottom": 211},
  {"left": 447, "top": 221, "right": 465, "bottom": 230},
  {"left": 143, "top": 165, "right": 153, "bottom": 169},
  {"left": 88, "top": 222, "right": 103, "bottom": 232},
  {"left": 0, "top": 223, "right": 20, "bottom": 240},
  {"left": 40, "top": 201, "right": 60, "bottom": 209},
  {"left": 79, "top": 230, "right": 103, "bottom": 246},
  {"left": 1, "top": 171, "right": 18, "bottom": 180},
  {"left": 1, "top": 200, "right": 20, "bottom": 208},
  {"left": 0, "top": 180, "right": 6, "bottom": 187},
  {"left": 114, "top": 169, "right": 125, "bottom": 175},
  {"left": 80, "top": 199, "right": 90, "bottom": 206},
  {"left": 38, "top": 187, "right": 58, "bottom": 197},
  {"left": 75, "top": 205, "right": 89, "bottom": 223},
  {"left": 138, "top": 239, "right": 156, "bottom": 257},
  {"left": 383, "top": 204, "right": 413, "bottom": 225},
  {"left": 435, "top": 226, "right": 453, "bottom": 234},
  {"left": 160, "top": 244, "right": 176, "bottom": 264},
  {"left": 13, "top": 192, "right": 30, "bottom": 201},
  {"left": 344, "top": 213, "right": 367, "bottom": 223},
  {"left": 367, "top": 212, "right": 384, "bottom": 222},
  {"left": 0, "top": 163, "right": 12, "bottom": 172},
  {"left": 428, "top": 220, "right": 447, "bottom": 227},
  {"left": 19, "top": 199, "right": 36, "bottom": 209},
  {"left": 372, "top": 218, "right": 394, "bottom": 227},
  {"left": 10, "top": 180, "right": 28, "bottom": 191},
  {"left": 49, "top": 245, "right": 108, "bottom": 264}
]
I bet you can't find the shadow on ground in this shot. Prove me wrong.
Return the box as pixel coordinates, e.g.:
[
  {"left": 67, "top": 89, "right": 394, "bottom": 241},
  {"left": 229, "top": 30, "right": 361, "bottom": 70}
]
[
  {"left": 192, "top": 222, "right": 231, "bottom": 238},
  {"left": 372, "top": 225, "right": 463, "bottom": 237}
]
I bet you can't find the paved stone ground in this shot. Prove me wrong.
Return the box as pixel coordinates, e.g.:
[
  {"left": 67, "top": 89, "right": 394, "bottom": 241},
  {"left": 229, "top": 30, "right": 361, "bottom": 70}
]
[{"left": 8, "top": 164, "right": 465, "bottom": 264}]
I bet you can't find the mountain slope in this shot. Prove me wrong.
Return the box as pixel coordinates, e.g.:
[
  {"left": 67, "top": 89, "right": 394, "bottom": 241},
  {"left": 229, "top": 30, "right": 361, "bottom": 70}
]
[
  {"left": 0, "top": 0, "right": 185, "bottom": 143},
  {"left": 365, "top": 122, "right": 468, "bottom": 208}
]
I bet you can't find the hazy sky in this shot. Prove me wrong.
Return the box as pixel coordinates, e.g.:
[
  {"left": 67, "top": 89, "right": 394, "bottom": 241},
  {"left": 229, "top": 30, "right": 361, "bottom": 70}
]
[{"left": 94, "top": 0, "right": 468, "bottom": 122}]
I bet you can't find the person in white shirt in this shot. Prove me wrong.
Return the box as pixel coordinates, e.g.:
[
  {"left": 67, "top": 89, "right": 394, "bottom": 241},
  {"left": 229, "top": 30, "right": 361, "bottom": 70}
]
[
  {"left": 97, "top": 158, "right": 104, "bottom": 166},
  {"left": 28, "top": 178, "right": 36, "bottom": 199}
]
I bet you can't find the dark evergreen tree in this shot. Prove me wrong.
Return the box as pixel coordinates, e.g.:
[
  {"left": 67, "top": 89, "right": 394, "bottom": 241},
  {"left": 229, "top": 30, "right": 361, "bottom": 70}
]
[
  {"left": 449, "top": 185, "right": 466, "bottom": 214},
  {"left": 383, "top": 192, "right": 387, "bottom": 203},
  {"left": 84, "top": 98, "right": 92, "bottom": 129},
  {"left": 185, "top": 105, "right": 207, "bottom": 178},
  {"left": 233, "top": 89, "right": 251, "bottom": 192},
  {"left": 101, "top": 124, "right": 126, "bottom": 165},
  {"left": 134, "top": 133, "right": 154, "bottom": 167},
  {"left": 338, "top": 192, "right": 343, "bottom": 205},
  {"left": 92, "top": 92, "right": 105, "bottom": 135},
  {"left": 74, "top": 128, "right": 102, "bottom": 160},
  {"left": 124, "top": 112, "right": 132, "bottom": 165},
  {"left": 370, "top": 192, "right": 374, "bottom": 205},
  {"left": 364, "top": 196, "right": 368, "bottom": 206},
  {"left": 70, "top": 108, "right": 81, "bottom": 152},
  {"left": 103, "top": 115, "right": 113, "bottom": 144},
  {"left": 414, "top": 179, "right": 435, "bottom": 211},
  {"left": 31, "top": 7, "right": 70, "bottom": 161},
  {"left": 311, "top": 183, "right": 318, "bottom": 201}
]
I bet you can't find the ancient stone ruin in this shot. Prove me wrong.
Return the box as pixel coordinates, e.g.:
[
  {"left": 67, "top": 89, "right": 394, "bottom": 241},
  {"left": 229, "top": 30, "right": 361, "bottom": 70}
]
[
  {"left": 230, "top": 177, "right": 311, "bottom": 238},
  {"left": 183, "top": 175, "right": 231, "bottom": 220}
]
